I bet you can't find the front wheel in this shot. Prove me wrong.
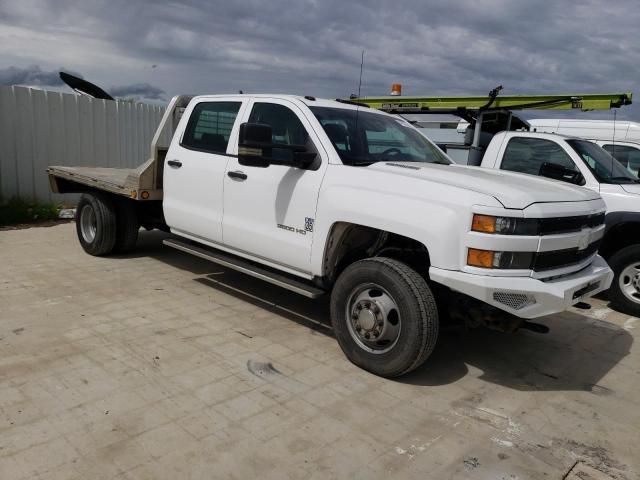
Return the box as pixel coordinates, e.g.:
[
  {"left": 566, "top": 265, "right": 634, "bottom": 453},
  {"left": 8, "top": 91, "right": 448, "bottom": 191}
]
[
  {"left": 608, "top": 245, "right": 640, "bottom": 316},
  {"left": 330, "top": 257, "right": 439, "bottom": 378}
]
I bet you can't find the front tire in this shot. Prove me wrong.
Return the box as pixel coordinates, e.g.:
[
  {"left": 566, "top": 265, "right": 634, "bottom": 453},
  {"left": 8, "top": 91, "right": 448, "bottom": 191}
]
[
  {"left": 330, "top": 257, "right": 439, "bottom": 378},
  {"left": 608, "top": 245, "right": 640, "bottom": 316},
  {"left": 76, "top": 193, "right": 117, "bottom": 256}
]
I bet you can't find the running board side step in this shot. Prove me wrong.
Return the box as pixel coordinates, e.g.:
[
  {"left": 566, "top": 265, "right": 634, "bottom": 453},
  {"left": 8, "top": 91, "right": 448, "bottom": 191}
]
[{"left": 163, "top": 238, "right": 325, "bottom": 299}]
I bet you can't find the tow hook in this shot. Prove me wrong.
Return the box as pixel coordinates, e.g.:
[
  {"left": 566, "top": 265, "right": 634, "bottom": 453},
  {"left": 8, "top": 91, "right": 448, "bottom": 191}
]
[
  {"left": 521, "top": 321, "right": 550, "bottom": 334},
  {"left": 573, "top": 302, "right": 591, "bottom": 310}
]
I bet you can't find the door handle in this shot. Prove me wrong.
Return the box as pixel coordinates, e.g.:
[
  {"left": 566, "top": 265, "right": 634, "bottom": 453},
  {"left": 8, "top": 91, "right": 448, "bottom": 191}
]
[
  {"left": 227, "top": 170, "right": 248, "bottom": 181},
  {"left": 167, "top": 160, "right": 182, "bottom": 168}
]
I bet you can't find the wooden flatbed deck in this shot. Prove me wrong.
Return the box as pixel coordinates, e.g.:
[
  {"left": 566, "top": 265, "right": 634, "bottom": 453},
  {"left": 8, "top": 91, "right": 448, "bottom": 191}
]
[{"left": 47, "top": 164, "right": 163, "bottom": 200}]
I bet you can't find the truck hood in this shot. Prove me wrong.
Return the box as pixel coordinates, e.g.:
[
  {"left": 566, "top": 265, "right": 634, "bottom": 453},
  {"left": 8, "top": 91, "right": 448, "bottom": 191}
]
[{"left": 369, "top": 162, "right": 601, "bottom": 209}]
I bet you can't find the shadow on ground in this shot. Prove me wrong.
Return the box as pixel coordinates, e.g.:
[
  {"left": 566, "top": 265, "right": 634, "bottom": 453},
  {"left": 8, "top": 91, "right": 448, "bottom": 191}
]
[{"left": 129, "top": 231, "right": 633, "bottom": 393}]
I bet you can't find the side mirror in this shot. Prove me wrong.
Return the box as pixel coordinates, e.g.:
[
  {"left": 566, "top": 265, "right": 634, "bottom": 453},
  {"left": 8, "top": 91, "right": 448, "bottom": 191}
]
[
  {"left": 238, "top": 122, "right": 317, "bottom": 169},
  {"left": 238, "top": 123, "right": 272, "bottom": 168},
  {"left": 539, "top": 162, "right": 585, "bottom": 186}
]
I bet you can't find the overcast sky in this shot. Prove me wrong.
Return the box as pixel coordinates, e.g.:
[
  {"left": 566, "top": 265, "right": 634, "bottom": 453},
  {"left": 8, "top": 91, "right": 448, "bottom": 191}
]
[{"left": 1, "top": 0, "right": 638, "bottom": 119}]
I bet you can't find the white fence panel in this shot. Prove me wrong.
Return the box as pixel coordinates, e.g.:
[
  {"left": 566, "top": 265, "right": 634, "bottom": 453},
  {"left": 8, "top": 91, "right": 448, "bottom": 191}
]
[{"left": 0, "top": 86, "right": 167, "bottom": 204}]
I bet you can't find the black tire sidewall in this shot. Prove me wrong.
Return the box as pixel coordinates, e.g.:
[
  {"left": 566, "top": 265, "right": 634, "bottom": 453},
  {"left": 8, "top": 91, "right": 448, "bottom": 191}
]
[
  {"left": 608, "top": 244, "right": 640, "bottom": 316},
  {"left": 75, "top": 193, "right": 117, "bottom": 256},
  {"left": 114, "top": 200, "right": 139, "bottom": 253},
  {"left": 330, "top": 258, "right": 438, "bottom": 377}
]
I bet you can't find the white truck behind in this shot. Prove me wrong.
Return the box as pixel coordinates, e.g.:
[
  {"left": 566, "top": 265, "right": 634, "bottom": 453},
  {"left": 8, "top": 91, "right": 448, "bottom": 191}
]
[
  {"left": 468, "top": 130, "right": 640, "bottom": 315},
  {"left": 48, "top": 94, "right": 612, "bottom": 377}
]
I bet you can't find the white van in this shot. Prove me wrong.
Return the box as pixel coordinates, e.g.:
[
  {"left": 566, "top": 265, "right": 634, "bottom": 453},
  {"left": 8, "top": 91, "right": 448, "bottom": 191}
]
[{"left": 529, "top": 118, "right": 640, "bottom": 142}]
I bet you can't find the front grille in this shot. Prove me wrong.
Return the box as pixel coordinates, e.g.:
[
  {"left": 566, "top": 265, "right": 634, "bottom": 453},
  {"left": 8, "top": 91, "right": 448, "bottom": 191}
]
[
  {"left": 538, "top": 212, "right": 605, "bottom": 236},
  {"left": 533, "top": 240, "right": 601, "bottom": 272}
]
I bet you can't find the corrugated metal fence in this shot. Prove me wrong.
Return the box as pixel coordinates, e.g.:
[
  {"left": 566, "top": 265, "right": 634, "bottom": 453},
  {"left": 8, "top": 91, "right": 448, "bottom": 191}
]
[{"left": 0, "top": 86, "right": 167, "bottom": 204}]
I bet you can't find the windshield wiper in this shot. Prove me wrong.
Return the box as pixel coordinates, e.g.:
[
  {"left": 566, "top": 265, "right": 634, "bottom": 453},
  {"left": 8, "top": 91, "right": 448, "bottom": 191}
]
[{"left": 348, "top": 160, "right": 378, "bottom": 166}]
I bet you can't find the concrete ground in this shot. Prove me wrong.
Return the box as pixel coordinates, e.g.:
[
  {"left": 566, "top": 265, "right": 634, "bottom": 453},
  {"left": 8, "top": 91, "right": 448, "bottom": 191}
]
[{"left": 0, "top": 223, "right": 638, "bottom": 480}]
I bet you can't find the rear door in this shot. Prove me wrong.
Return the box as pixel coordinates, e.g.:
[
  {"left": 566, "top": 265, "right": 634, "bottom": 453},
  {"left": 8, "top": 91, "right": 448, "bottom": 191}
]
[
  {"left": 222, "top": 98, "right": 328, "bottom": 275},
  {"left": 163, "top": 98, "right": 246, "bottom": 243}
]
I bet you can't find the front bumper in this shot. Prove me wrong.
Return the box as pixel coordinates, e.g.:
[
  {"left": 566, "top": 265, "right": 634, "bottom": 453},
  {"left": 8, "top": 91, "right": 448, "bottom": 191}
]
[{"left": 429, "top": 255, "right": 613, "bottom": 319}]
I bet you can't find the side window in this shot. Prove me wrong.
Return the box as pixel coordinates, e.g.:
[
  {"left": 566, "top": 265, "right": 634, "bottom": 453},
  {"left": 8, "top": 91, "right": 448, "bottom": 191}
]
[
  {"left": 603, "top": 145, "right": 640, "bottom": 175},
  {"left": 182, "top": 102, "right": 241, "bottom": 154},
  {"left": 248, "top": 103, "right": 310, "bottom": 161},
  {"left": 501, "top": 137, "right": 578, "bottom": 176}
]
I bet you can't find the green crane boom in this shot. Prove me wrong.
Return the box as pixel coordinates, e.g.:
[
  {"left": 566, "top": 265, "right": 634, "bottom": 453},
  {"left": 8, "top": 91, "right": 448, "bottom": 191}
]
[{"left": 349, "top": 91, "right": 632, "bottom": 114}]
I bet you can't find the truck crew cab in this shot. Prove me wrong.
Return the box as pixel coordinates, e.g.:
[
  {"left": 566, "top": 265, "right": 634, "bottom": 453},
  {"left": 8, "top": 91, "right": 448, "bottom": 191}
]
[{"left": 48, "top": 94, "right": 613, "bottom": 377}]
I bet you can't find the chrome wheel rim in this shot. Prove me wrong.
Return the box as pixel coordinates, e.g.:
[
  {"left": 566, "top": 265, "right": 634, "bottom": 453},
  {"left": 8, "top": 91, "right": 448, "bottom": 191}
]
[
  {"left": 80, "top": 204, "right": 97, "bottom": 243},
  {"left": 619, "top": 263, "right": 640, "bottom": 304},
  {"left": 345, "top": 283, "right": 401, "bottom": 354}
]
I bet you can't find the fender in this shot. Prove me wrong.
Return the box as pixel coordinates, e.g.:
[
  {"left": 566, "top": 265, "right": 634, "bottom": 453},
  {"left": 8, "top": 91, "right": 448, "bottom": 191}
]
[
  {"left": 604, "top": 211, "right": 640, "bottom": 232},
  {"left": 599, "top": 211, "right": 640, "bottom": 259},
  {"left": 309, "top": 166, "right": 501, "bottom": 277}
]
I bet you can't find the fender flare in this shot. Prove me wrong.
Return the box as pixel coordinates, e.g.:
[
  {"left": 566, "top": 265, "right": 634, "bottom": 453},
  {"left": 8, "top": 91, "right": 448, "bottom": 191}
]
[{"left": 605, "top": 211, "right": 640, "bottom": 232}]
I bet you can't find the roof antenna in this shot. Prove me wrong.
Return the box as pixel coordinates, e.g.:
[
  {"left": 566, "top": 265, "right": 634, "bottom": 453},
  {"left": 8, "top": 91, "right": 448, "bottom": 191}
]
[
  {"left": 611, "top": 109, "right": 617, "bottom": 176},
  {"left": 357, "top": 50, "right": 365, "bottom": 99},
  {"left": 354, "top": 50, "right": 365, "bottom": 134}
]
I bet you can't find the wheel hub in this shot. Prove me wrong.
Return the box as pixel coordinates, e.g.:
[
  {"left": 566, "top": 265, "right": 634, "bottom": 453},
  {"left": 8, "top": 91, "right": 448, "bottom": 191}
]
[
  {"left": 346, "top": 284, "right": 401, "bottom": 354},
  {"left": 80, "top": 204, "right": 97, "bottom": 244},
  {"left": 619, "top": 262, "right": 640, "bottom": 304},
  {"left": 356, "top": 306, "right": 377, "bottom": 331}
]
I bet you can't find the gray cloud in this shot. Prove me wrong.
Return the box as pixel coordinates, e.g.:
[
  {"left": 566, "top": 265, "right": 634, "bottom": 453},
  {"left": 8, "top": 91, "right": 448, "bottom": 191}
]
[
  {"left": 0, "top": 65, "right": 74, "bottom": 87},
  {"left": 0, "top": 1, "right": 638, "bottom": 119},
  {"left": 110, "top": 83, "right": 165, "bottom": 100},
  {"left": 0, "top": 64, "right": 166, "bottom": 101}
]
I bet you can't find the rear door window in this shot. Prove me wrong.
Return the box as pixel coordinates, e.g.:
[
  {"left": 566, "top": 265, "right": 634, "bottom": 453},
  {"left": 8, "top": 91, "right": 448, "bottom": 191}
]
[{"left": 182, "top": 102, "right": 242, "bottom": 154}]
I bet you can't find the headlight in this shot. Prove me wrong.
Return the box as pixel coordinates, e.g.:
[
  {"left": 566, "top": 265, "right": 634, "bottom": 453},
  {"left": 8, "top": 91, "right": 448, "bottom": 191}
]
[
  {"left": 472, "top": 214, "right": 539, "bottom": 235},
  {"left": 467, "top": 248, "right": 534, "bottom": 269}
]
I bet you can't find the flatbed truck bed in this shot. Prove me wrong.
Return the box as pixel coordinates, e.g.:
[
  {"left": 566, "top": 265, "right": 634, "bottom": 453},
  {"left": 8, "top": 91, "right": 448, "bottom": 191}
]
[
  {"left": 47, "top": 165, "right": 159, "bottom": 199},
  {"left": 47, "top": 95, "right": 193, "bottom": 202}
]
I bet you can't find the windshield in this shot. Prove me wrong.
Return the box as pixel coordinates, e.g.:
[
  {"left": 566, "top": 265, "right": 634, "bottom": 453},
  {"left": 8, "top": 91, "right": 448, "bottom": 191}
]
[
  {"left": 567, "top": 139, "right": 638, "bottom": 184},
  {"left": 310, "top": 106, "right": 451, "bottom": 166}
]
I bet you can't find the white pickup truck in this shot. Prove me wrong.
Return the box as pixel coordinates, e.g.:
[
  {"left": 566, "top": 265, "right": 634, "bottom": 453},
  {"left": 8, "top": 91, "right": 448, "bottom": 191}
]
[
  {"left": 48, "top": 94, "right": 613, "bottom": 377},
  {"left": 472, "top": 130, "right": 640, "bottom": 316}
]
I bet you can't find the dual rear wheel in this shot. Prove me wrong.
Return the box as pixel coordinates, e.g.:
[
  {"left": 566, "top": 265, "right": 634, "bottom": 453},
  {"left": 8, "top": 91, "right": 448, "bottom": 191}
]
[{"left": 76, "top": 193, "right": 139, "bottom": 256}]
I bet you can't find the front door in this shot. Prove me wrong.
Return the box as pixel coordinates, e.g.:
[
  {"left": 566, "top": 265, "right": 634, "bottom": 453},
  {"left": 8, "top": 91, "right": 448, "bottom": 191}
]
[
  {"left": 163, "top": 99, "right": 245, "bottom": 243},
  {"left": 222, "top": 99, "right": 327, "bottom": 274}
]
